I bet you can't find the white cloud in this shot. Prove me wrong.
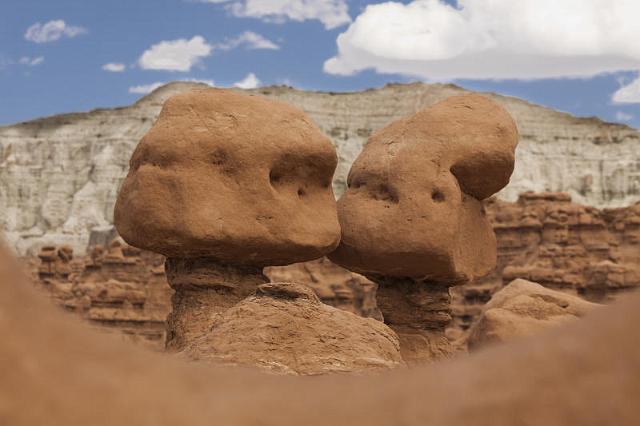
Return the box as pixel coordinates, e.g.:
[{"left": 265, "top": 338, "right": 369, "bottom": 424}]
[
  {"left": 102, "top": 62, "right": 126, "bottom": 72},
  {"left": 612, "top": 76, "right": 640, "bottom": 104},
  {"left": 200, "top": 0, "right": 350, "bottom": 29},
  {"left": 25, "top": 20, "right": 87, "bottom": 43},
  {"left": 218, "top": 31, "right": 279, "bottom": 50},
  {"left": 129, "top": 78, "right": 215, "bottom": 94},
  {"left": 138, "top": 36, "right": 213, "bottom": 72},
  {"left": 18, "top": 56, "right": 44, "bottom": 66},
  {"left": 325, "top": 0, "right": 640, "bottom": 80},
  {"left": 615, "top": 111, "right": 634, "bottom": 122},
  {"left": 233, "top": 72, "right": 261, "bottom": 89}
]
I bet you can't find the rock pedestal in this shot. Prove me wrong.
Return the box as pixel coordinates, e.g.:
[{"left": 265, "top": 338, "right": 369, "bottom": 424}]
[
  {"left": 164, "top": 257, "right": 268, "bottom": 352},
  {"left": 374, "top": 277, "right": 453, "bottom": 363}
]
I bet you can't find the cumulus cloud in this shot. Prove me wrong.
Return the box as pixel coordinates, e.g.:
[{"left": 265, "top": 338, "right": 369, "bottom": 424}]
[
  {"left": 217, "top": 31, "right": 279, "bottom": 50},
  {"left": 200, "top": 0, "right": 350, "bottom": 29},
  {"left": 18, "top": 56, "right": 44, "bottom": 66},
  {"left": 324, "top": 0, "right": 640, "bottom": 80},
  {"left": 25, "top": 20, "right": 87, "bottom": 43},
  {"left": 129, "top": 78, "right": 215, "bottom": 94},
  {"left": 102, "top": 62, "right": 126, "bottom": 72},
  {"left": 612, "top": 76, "right": 640, "bottom": 104},
  {"left": 138, "top": 36, "right": 213, "bottom": 72},
  {"left": 233, "top": 72, "right": 261, "bottom": 89}
]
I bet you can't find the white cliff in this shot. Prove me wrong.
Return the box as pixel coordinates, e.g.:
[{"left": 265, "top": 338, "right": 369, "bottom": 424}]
[{"left": 1, "top": 82, "right": 639, "bottom": 254}]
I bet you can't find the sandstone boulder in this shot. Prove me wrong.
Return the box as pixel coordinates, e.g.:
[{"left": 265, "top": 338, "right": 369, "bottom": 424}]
[
  {"left": 468, "top": 278, "right": 599, "bottom": 349},
  {"left": 115, "top": 88, "right": 340, "bottom": 266},
  {"left": 330, "top": 94, "right": 518, "bottom": 282},
  {"left": 180, "top": 282, "right": 403, "bottom": 375}
]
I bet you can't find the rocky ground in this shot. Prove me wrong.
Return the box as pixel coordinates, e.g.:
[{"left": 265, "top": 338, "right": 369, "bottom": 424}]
[{"left": 26, "top": 191, "right": 640, "bottom": 351}]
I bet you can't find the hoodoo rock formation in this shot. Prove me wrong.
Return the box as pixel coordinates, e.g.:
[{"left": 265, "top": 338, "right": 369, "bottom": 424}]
[
  {"left": 2, "top": 82, "right": 639, "bottom": 255},
  {"left": 179, "top": 282, "right": 402, "bottom": 375},
  {"left": 467, "top": 279, "right": 599, "bottom": 350},
  {"left": 114, "top": 88, "right": 342, "bottom": 355},
  {"left": 330, "top": 94, "right": 519, "bottom": 363}
]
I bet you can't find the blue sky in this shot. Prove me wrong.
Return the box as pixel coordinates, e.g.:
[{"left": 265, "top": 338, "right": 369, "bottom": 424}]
[{"left": 1, "top": 0, "right": 639, "bottom": 127}]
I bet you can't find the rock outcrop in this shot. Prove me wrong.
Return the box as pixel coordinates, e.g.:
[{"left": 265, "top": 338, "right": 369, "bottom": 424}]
[
  {"left": 30, "top": 239, "right": 171, "bottom": 348},
  {"left": 2, "top": 82, "right": 639, "bottom": 255},
  {"left": 451, "top": 192, "right": 640, "bottom": 333},
  {"left": 330, "top": 94, "right": 518, "bottom": 281},
  {"left": 114, "top": 88, "right": 340, "bottom": 264},
  {"left": 180, "top": 282, "right": 402, "bottom": 375},
  {"left": 329, "top": 94, "right": 518, "bottom": 364},
  {"left": 113, "top": 88, "right": 342, "bottom": 355},
  {"left": 467, "top": 279, "right": 599, "bottom": 350}
]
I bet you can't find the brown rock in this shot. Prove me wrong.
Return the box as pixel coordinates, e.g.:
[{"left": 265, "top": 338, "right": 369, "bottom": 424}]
[
  {"left": 114, "top": 88, "right": 340, "bottom": 266},
  {"left": 330, "top": 94, "right": 518, "bottom": 281},
  {"left": 329, "top": 94, "right": 518, "bottom": 363},
  {"left": 2, "top": 241, "right": 640, "bottom": 425},
  {"left": 114, "top": 89, "right": 342, "bottom": 354},
  {"left": 468, "top": 279, "right": 598, "bottom": 350},
  {"left": 180, "top": 282, "right": 402, "bottom": 375}
]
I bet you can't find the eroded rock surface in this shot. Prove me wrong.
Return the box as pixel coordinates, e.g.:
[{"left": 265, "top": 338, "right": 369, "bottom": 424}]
[
  {"left": 3, "top": 82, "right": 639, "bottom": 255},
  {"left": 330, "top": 94, "right": 518, "bottom": 281},
  {"left": 467, "top": 279, "right": 599, "bottom": 349},
  {"left": 114, "top": 88, "right": 340, "bottom": 265},
  {"left": 451, "top": 192, "right": 640, "bottom": 333},
  {"left": 179, "top": 282, "right": 403, "bottom": 375}
]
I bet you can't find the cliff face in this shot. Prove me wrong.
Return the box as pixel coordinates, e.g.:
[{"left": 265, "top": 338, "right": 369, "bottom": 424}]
[{"left": 2, "top": 82, "right": 640, "bottom": 254}]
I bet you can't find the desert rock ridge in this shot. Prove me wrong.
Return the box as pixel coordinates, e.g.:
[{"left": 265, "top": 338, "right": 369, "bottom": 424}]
[{"left": 2, "top": 81, "right": 639, "bottom": 255}]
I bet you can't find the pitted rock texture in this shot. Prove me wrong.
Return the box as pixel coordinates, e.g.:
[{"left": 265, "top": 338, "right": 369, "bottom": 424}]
[
  {"left": 115, "top": 88, "right": 340, "bottom": 265},
  {"left": 467, "top": 279, "right": 599, "bottom": 350},
  {"left": 329, "top": 94, "right": 518, "bottom": 281},
  {"left": 178, "top": 282, "right": 403, "bottom": 375},
  {"left": 2, "top": 82, "right": 639, "bottom": 255}
]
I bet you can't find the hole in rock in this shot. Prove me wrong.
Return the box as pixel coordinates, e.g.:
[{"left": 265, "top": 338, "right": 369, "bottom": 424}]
[{"left": 432, "top": 189, "right": 446, "bottom": 203}]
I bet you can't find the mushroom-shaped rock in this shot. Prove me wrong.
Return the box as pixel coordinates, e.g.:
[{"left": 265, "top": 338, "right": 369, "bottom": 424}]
[
  {"left": 468, "top": 279, "right": 599, "bottom": 350},
  {"left": 114, "top": 88, "right": 341, "bottom": 352},
  {"left": 181, "top": 282, "right": 403, "bottom": 375},
  {"left": 329, "top": 94, "right": 519, "bottom": 363}
]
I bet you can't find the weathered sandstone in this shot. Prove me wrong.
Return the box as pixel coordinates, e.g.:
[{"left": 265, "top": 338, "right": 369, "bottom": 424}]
[
  {"left": 179, "top": 282, "right": 402, "bottom": 375},
  {"left": 467, "top": 279, "right": 599, "bottom": 349},
  {"left": 113, "top": 89, "right": 341, "bottom": 355},
  {"left": 330, "top": 94, "right": 518, "bottom": 364}
]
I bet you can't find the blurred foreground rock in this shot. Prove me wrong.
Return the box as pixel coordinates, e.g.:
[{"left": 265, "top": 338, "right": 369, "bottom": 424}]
[{"left": 3, "top": 240, "right": 640, "bottom": 425}]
